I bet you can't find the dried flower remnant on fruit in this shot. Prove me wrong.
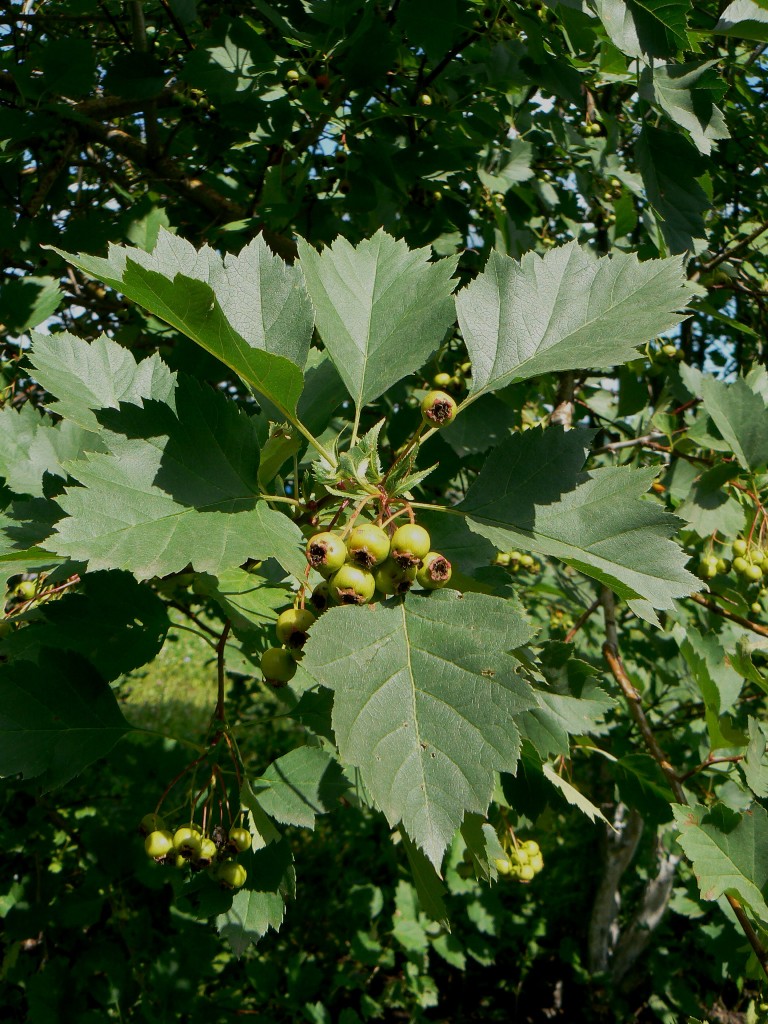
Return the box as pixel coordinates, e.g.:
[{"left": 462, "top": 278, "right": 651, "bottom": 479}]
[
  {"left": 421, "top": 390, "right": 457, "bottom": 427},
  {"left": 417, "top": 553, "right": 452, "bottom": 589},
  {"left": 305, "top": 532, "right": 347, "bottom": 576}
]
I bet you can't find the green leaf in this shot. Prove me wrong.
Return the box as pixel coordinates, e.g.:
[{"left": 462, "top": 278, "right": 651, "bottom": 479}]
[
  {"left": 194, "top": 567, "right": 289, "bottom": 634},
  {"left": 673, "top": 802, "right": 768, "bottom": 924},
  {"left": 29, "top": 331, "right": 177, "bottom": 433},
  {"left": 636, "top": 126, "right": 710, "bottom": 255},
  {"left": 542, "top": 762, "right": 611, "bottom": 825},
  {"left": 741, "top": 718, "right": 768, "bottom": 798},
  {"left": 699, "top": 374, "right": 768, "bottom": 472},
  {"left": 460, "top": 813, "right": 507, "bottom": 883},
  {"left": 459, "top": 426, "right": 700, "bottom": 612},
  {"left": 400, "top": 830, "right": 450, "bottom": 927},
  {"left": 0, "top": 276, "right": 61, "bottom": 334},
  {"left": 715, "top": 0, "right": 768, "bottom": 41},
  {"left": 2, "top": 571, "right": 169, "bottom": 680},
  {"left": 676, "top": 463, "right": 746, "bottom": 538},
  {"left": 50, "top": 376, "right": 305, "bottom": 580},
  {"left": 477, "top": 140, "right": 534, "bottom": 191},
  {"left": 612, "top": 753, "right": 675, "bottom": 825},
  {"left": 0, "top": 650, "right": 130, "bottom": 789},
  {"left": 296, "top": 230, "right": 458, "bottom": 412},
  {"left": 0, "top": 404, "right": 103, "bottom": 498},
  {"left": 301, "top": 590, "right": 536, "bottom": 867},
  {"left": 251, "top": 746, "right": 348, "bottom": 829},
  {"left": 521, "top": 664, "right": 616, "bottom": 759},
  {"left": 49, "top": 230, "right": 310, "bottom": 418},
  {"left": 676, "top": 625, "right": 744, "bottom": 748},
  {"left": 456, "top": 243, "right": 693, "bottom": 400},
  {"left": 640, "top": 61, "right": 729, "bottom": 156},
  {"left": 216, "top": 838, "right": 295, "bottom": 955},
  {"left": 593, "top": 0, "right": 691, "bottom": 58}
]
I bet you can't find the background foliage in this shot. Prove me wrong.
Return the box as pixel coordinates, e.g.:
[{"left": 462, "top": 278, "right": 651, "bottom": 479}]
[{"left": 3, "top": 1, "right": 768, "bottom": 1021}]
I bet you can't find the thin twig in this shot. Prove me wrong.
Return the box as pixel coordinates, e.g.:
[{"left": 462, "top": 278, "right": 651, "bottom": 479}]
[
  {"left": 564, "top": 597, "right": 601, "bottom": 643},
  {"left": 215, "top": 620, "right": 232, "bottom": 722},
  {"left": 689, "top": 591, "right": 768, "bottom": 638}
]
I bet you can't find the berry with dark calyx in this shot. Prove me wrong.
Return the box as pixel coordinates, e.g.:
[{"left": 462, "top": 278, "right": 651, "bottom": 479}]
[
  {"left": 421, "top": 390, "right": 457, "bottom": 428},
  {"left": 433, "top": 371, "right": 453, "bottom": 388},
  {"left": 416, "top": 552, "right": 452, "bottom": 590},
  {"left": 346, "top": 523, "right": 390, "bottom": 568},
  {"left": 228, "top": 827, "right": 251, "bottom": 854},
  {"left": 261, "top": 647, "right": 297, "bottom": 686},
  {"left": 193, "top": 837, "right": 218, "bottom": 868},
  {"left": 276, "top": 607, "right": 316, "bottom": 648},
  {"left": 15, "top": 580, "right": 36, "bottom": 601},
  {"left": 390, "top": 524, "right": 431, "bottom": 568},
  {"left": 139, "top": 812, "right": 166, "bottom": 836},
  {"left": 145, "top": 830, "right": 174, "bottom": 859},
  {"left": 329, "top": 564, "right": 376, "bottom": 605},
  {"left": 310, "top": 580, "right": 335, "bottom": 613},
  {"left": 217, "top": 861, "right": 248, "bottom": 889},
  {"left": 173, "top": 826, "right": 202, "bottom": 859},
  {"left": 285, "top": 69, "right": 300, "bottom": 82},
  {"left": 373, "top": 558, "right": 417, "bottom": 596},
  {"left": 494, "top": 552, "right": 511, "bottom": 567},
  {"left": 306, "top": 532, "right": 347, "bottom": 577}
]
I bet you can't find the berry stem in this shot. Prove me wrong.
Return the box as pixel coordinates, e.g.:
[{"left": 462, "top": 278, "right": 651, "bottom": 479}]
[
  {"left": 215, "top": 619, "right": 232, "bottom": 723},
  {"left": 382, "top": 422, "right": 426, "bottom": 485},
  {"left": 340, "top": 496, "right": 374, "bottom": 538}
]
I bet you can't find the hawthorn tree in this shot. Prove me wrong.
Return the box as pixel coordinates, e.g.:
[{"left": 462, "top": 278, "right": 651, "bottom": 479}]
[{"left": 3, "top": 2, "right": 768, "bottom": 1022}]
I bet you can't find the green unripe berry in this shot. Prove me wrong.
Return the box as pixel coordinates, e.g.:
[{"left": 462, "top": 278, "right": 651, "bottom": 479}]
[
  {"left": 494, "top": 552, "right": 511, "bottom": 567},
  {"left": 416, "top": 552, "right": 452, "bottom": 590},
  {"left": 261, "top": 647, "right": 297, "bottom": 685},
  {"left": 15, "top": 580, "right": 36, "bottom": 601},
  {"left": 662, "top": 344, "right": 678, "bottom": 359},
  {"left": 733, "top": 538, "right": 748, "bottom": 557},
  {"left": 432, "top": 371, "right": 453, "bottom": 388},
  {"left": 518, "top": 864, "right": 536, "bottom": 882},
  {"left": 194, "top": 837, "right": 218, "bottom": 866},
  {"left": 140, "top": 812, "right": 166, "bottom": 835},
  {"left": 391, "top": 524, "right": 431, "bottom": 567},
  {"left": 310, "top": 581, "right": 335, "bottom": 613},
  {"left": 173, "top": 853, "right": 188, "bottom": 869},
  {"left": 306, "top": 532, "right": 347, "bottom": 577},
  {"left": 329, "top": 564, "right": 376, "bottom": 605},
  {"left": 520, "top": 840, "right": 540, "bottom": 856},
  {"left": 373, "top": 558, "right": 417, "bottom": 596},
  {"left": 346, "top": 523, "right": 391, "bottom": 569},
  {"left": 733, "top": 556, "right": 749, "bottom": 574},
  {"left": 519, "top": 554, "right": 535, "bottom": 568},
  {"left": 752, "top": 602, "right": 762, "bottom": 615},
  {"left": 275, "top": 607, "right": 316, "bottom": 649},
  {"left": 494, "top": 857, "right": 512, "bottom": 876},
  {"left": 419, "top": 93, "right": 432, "bottom": 106},
  {"left": 716, "top": 558, "right": 729, "bottom": 573},
  {"left": 746, "top": 563, "right": 763, "bottom": 581},
  {"left": 421, "top": 390, "right": 457, "bottom": 428},
  {"left": 285, "top": 69, "right": 300, "bottom": 81},
  {"left": 228, "top": 827, "right": 251, "bottom": 853},
  {"left": 217, "top": 861, "right": 248, "bottom": 889},
  {"left": 145, "top": 830, "right": 174, "bottom": 859},
  {"left": 529, "top": 853, "right": 544, "bottom": 873},
  {"left": 173, "top": 826, "right": 202, "bottom": 858}
]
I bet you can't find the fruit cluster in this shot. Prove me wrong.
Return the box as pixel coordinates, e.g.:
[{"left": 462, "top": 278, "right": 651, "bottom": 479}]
[
  {"left": 430, "top": 363, "right": 471, "bottom": 396},
  {"left": 494, "top": 839, "right": 544, "bottom": 883},
  {"left": 698, "top": 537, "right": 767, "bottom": 614},
  {"left": 259, "top": 522, "right": 453, "bottom": 686},
  {"left": 140, "top": 813, "right": 250, "bottom": 888},
  {"left": 493, "top": 550, "right": 541, "bottom": 576}
]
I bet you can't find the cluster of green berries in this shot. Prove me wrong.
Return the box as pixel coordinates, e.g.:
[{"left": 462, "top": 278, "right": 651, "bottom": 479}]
[
  {"left": 493, "top": 550, "right": 541, "bottom": 576},
  {"left": 549, "top": 607, "right": 575, "bottom": 634},
  {"left": 495, "top": 839, "right": 544, "bottom": 883},
  {"left": 260, "top": 605, "right": 317, "bottom": 686},
  {"left": 140, "top": 813, "right": 250, "bottom": 888}
]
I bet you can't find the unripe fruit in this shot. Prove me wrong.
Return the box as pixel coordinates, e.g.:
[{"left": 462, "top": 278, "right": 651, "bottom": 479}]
[
  {"left": 140, "top": 812, "right": 166, "bottom": 835},
  {"left": 733, "top": 538, "right": 748, "bottom": 557},
  {"left": 173, "top": 854, "right": 188, "bottom": 869},
  {"left": 346, "top": 523, "right": 391, "bottom": 568},
  {"left": 275, "top": 607, "right": 316, "bottom": 648},
  {"left": 173, "top": 826, "right": 202, "bottom": 858},
  {"left": 194, "top": 837, "right": 218, "bottom": 866},
  {"left": 519, "top": 554, "right": 535, "bottom": 568},
  {"left": 145, "top": 830, "right": 174, "bottom": 859},
  {"left": 421, "top": 389, "right": 457, "bottom": 428},
  {"left": 733, "top": 556, "right": 749, "bottom": 574},
  {"left": 416, "top": 552, "right": 452, "bottom": 590},
  {"left": 329, "top": 564, "right": 376, "bottom": 605},
  {"left": 306, "top": 532, "right": 347, "bottom": 577},
  {"left": 529, "top": 853, "right": 544, "bottom": 873},
  {"left": 285, "top": 69, "right": 300, "bottom": 81},
  {"left": 419, "top": 93, "right": 432, "bottom": 106},
  {"left": 373, "top": 558, "right": 417, "bottom": 596},
  {"left": 261, "top": 647, "right": 297, "bottom": 685},
  {"left": 494, "top": 552, "right": 511, "bottom": 567},
  {"left": 662, "top": 344, "right": 677, "bottom": 359},
  {"left": 310, "top": 581, "right": 334, "bottom": 613},
  {"left": 520, "top": 840, "right": 540, "bottom": 856},
  {"left": 494, "top": 857, "right": 512, "bottom": 876},
  {"left": 433, "top": 371, "right": 453, "bottom": 388},
  {"left": 391, "top": 524, "right": 431, "bottom": 568},
  {"left": 15, "top": 580, "right": 36, "bottom": 600},
  {"left": 746, "top": 564, "right": 763, "bottom": 581},
  {"left": 228, "top": 827, "right": 251, "bottom": 853},
  {"left": 518, "top": 864, "right": 536, "bottom": 882},
  {"left": 217, "top": 861, "right": 247, "bottom": 889},
  {"left": 752, "top": 602, "right": 762, "bottom": 615},
  {"left": 716, "top": 558, "right": 729, "bottom": 573}
]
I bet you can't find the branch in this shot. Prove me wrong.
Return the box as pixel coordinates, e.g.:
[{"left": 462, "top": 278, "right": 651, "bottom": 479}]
[
  {"left": 689, "top": 591, "right": 768, "bottom": 638},
  {"left": 700, "top": 217, "right": 768, "bottom": 272},
  {"left": 215, "top": 620, "right": 232, "bottom": 722},
  {"left": 564, "top": 596, "right": 601, "bottom": 644}
]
